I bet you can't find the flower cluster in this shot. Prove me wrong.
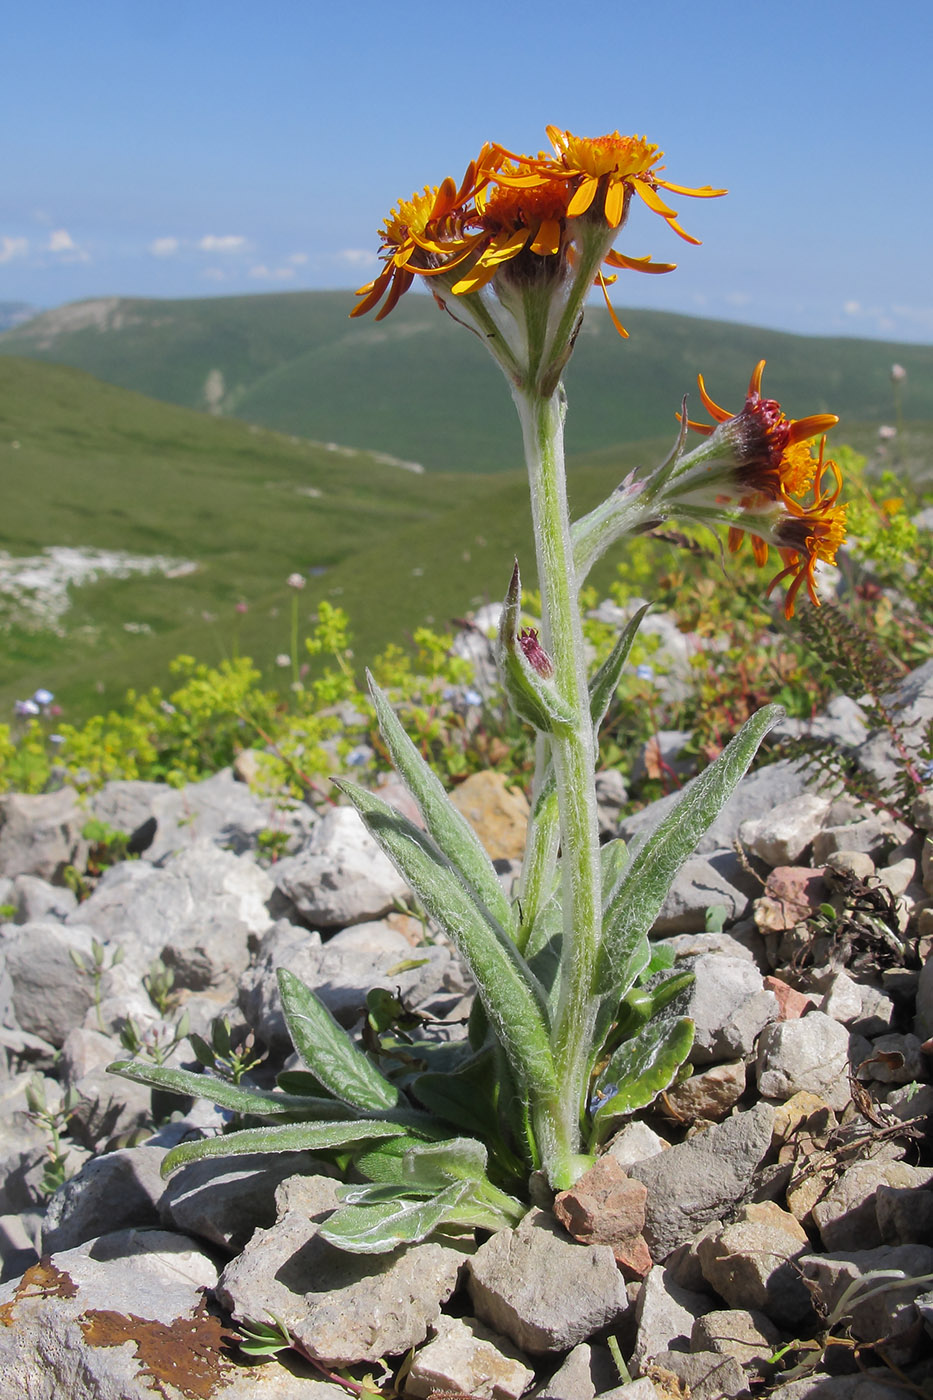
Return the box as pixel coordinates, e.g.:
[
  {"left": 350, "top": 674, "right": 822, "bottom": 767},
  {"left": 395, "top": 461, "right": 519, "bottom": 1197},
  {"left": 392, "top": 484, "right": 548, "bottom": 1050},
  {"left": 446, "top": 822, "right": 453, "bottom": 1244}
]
[
  {"left": 671, "top": 361, "right": 847, "bottom": 616},
  {"left": 351, "top": 127, "right": 724, "bottom": 337}
]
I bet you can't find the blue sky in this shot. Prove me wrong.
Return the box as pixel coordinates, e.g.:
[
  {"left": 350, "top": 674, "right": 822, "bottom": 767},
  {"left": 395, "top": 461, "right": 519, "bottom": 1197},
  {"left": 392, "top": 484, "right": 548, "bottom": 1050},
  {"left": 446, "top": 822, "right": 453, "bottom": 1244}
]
[{"left": 2, "top": 0, "right": 931, "bottom": 342}]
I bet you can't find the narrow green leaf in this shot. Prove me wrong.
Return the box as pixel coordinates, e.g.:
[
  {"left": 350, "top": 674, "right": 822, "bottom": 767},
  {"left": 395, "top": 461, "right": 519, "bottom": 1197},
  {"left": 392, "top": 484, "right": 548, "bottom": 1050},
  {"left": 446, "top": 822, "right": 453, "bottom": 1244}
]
[
  {"left": 368, "top": 674, "right": 516, "bottom": 936},
  {"left": 161, "top": 1119, "right": 410, "bottom": 1176},
  {"left": 108, "top": 1059, "right": 352, "bottom": 1119},
  {"left": 496, "top": 559, "right": 576, "bottom": 733},
  {"left": 336, "top": 782, "right": 558, "bottom": 1105},
  {"left": 318, "top": 1181, "right": 468, "bottom": 1253},
  {"left": 599, "top": 705, "right": 782, "bottom": 999},
  {"left": 589, "top": 605, "right": 651, "bottom": 736},
  {"left": 589, "top": 1016, "right": 695, "bottom": 1146},
  {"left": 277, "top": 969, "right": 399, "bottom": 1112}
]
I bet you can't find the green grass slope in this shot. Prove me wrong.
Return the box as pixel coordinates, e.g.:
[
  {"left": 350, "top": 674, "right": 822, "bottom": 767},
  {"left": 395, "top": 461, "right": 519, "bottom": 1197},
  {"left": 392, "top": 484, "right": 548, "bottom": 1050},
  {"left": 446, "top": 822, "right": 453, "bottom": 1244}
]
[{"left": 2, "top": 291, "right": 931, "bottom": 474}]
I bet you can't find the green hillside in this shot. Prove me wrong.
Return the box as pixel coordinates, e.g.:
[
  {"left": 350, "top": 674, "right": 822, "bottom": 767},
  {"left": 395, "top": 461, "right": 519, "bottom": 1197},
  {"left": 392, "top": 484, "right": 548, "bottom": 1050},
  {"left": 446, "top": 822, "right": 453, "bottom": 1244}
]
[
  {"left": 0, "top": 356, "right": 669, "bottom": 723},
  {"left": 2, "top": 291, "right": 931, "bottom": 474}
]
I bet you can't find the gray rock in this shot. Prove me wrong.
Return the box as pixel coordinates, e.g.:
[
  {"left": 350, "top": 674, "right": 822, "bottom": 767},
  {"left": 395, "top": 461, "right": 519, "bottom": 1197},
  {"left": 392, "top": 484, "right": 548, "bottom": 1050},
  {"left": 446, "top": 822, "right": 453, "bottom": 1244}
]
[
  {"left": 619, "top": 761, "right": 811, "bottom": 858},
  {"left": 680, "top": 955, "right": 778, "bottom": 1065},
  {"left": 272, "top": 804, "right": 410, "bottom": 927},
  {"left": 242, "top": 917, "right": 461, "bottom": 1043},
  {"left": 817, "top": 969, "right": 864, "bottom": 1025},
  {"left": 217, "top": 1191, "right": 467, "bottom": 1366},
  {"left": 595, "top": 769, "right": 628, "bottom": 838},
  {"left": 404, "top": 1314, "right": 534, "bottom": 1399},
  {"left": 466, "top": 1208, "right": 628, "bottom": 1354},
  {"left": 853, "top": 657, "right": 933, "bottom": 788},
  {"left": 66, "top": 1064, "right": 155, "bottom": 1152},
  {"left": 0, "top": 1225, "right": 319, "bottom": 1398},
  {"left": 535, "top": 1341, "right": 619, "bottom": 1400},
  {"left": 627, "top": 1104, "right": 775, "bottom": 1261},
  {"left": 812, "top": 817, "right": 904, "bottom": 865},
  {"left": 85, "top": 778, "right": 165, "bottom": 845},
  {"left": 800, "top": 1244, "right": 933, "bottom": 1362},
  {"left": 810, "top": 1161, "right": 933, "bottom": 1251},
  {"left": 772, "top": 694, "right": 869, "bottom": 750},
  {"left": 690, "top": 1308, "right": 782, "bottom": 1366},
  {"left": 916, "top": 951, "right": 933, "bottom": 1040},
  {"left": 696, "top": 1203, "right": 813, "bottom": 1328},
  {"left": 630, "top": 1264, "right": 709, "bottom": 1372},
  {"left": 10, "top": 874, "right": 77, "bottom": 923},
  {"left": 859, "top": 1031, "right": 926, "bottom": 1083},
  {"left": 139, "top": 768, "right": 317, "bottom": 864},
  {"left": 2, "top": 922, "right": 96, "bottom": 1045},
  {"left": 70, "top": 839, "right": 273, "bottom": 992},
  {"left": 60, "top": 1027, "right": 124, "bottom": 1087},
  {"left": 0, "top": 1210, "right": 39, "bottom": 1283},
  {"left": 755, "top": 1012, "right": 853, "bottom": 1111},
  {"left": 739, "top": 791, "right": 832, "bottom": 867},
  {"left": 0, "top": 787, "right": 88, "bottom": 882},
  {"left": 160, "top": 1151, "right": 330, "bottom": 1253},
  {"left": 40, "top": 1144, "right": 167, "bottom": 1253},
  {"left": 876, "top": 1185, "right": 933, "bottom": 1246},
  {"left": 607, "top": 1122, "right": 669, "bottom": 1169},
  {"left": 651, "top": 854, "right": 751, "bottom": 936},
  {"left": 647, "top": 1349, "right": 749, "bottom": 1400}
]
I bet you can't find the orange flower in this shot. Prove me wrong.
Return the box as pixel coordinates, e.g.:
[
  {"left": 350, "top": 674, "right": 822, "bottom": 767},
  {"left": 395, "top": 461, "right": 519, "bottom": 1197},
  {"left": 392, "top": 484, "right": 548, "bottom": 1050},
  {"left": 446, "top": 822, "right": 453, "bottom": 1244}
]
[
  {"left": 767, "top": 460, "right": 848, "bottom": 617},
  {"left": 546, "top": 127, "right": 726, "bottom": 242},
  {"left": 685, "top": 360, "right": 839, "bottom": 501},
  {"left": 350, "top": 160, "right": 485, "bottom": 320}
]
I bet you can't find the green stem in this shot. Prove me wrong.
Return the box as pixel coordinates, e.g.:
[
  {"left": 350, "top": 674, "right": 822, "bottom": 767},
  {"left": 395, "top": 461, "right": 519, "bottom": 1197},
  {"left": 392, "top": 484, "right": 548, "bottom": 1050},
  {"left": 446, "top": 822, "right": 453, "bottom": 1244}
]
[{"left": 513, "top": 387, "right": 602, "bottom": 1187}]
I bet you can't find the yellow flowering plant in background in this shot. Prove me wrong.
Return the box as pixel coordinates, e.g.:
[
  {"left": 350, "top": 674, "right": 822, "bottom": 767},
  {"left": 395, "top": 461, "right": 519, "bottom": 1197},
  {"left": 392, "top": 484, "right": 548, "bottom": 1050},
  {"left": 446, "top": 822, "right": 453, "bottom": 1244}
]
[{"left": 113, "top": 127, "right": 848, "bottom": 1251}]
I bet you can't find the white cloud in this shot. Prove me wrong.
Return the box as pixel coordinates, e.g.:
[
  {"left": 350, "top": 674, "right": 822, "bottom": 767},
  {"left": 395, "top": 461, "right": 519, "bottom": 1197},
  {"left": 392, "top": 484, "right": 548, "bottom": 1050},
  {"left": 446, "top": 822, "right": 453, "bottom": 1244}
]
[
  {"left": 287, "top": 251, "right": 308, "bottom": 265},
  {"left": 202, "top": 267, "right": 226, "bottom": 281},
  {"left": 0, "top": 236, "right": 28, "bottom": 263},
  {"left": 198, "top": 234, "right": 248, "bottom": 254},
  {"left": 843, "top": 300, "right": 861, "bottom": 316},
  {"left": 47, "top": 228, "right": 90, "bottom": 262},
  {"left": 47, "top": 228, "right": 76, "bottom": 253},
  {"left": 724, "top": 291, "right": 750, "bottom": 308},
  {"left": 336, "top": 248, "right": 379, "bottom": 267},
  {"left": 149, "top": 236, "right": 180, "bottom": 258},
  {"left": 248, "top": 264, "right": 296, "bottom": 281}
]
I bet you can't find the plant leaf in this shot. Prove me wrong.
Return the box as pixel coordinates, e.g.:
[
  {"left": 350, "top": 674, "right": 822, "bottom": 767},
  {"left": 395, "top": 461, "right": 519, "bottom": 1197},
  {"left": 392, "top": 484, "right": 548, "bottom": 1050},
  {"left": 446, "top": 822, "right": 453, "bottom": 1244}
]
[
  {"left": 367, "top": 672, "right": 516, "bottom": 937},
  {"left": 413, "top": 1053, "right": 505, "bottom": 1145},
  {"left": 589, "top": 604, "right": 651, "bottom": 736},
  {"left": 318, "top": 1181, "right": 469, "bottom": 1253},
  {"left": 589, "top": 1016, "right": 695, "bottom": 1145},
  {"left": 402, "top": 1136, "right": 488, "bottom": 1186},
  {"left": 598, "top": 705, "right": 782, "bottom": 1002},
  {"left": 277, "top": 969, "right": 399, "bottom": 1112},
  {"left": 335, "top": 781, "right": 558, "bottom": 1105},
  {"left": 161, "top": 1119, "right": 411, "bottom": 1177},
  {"left": 108, "top": 1059, "right": 352, "bottom": 1120}
]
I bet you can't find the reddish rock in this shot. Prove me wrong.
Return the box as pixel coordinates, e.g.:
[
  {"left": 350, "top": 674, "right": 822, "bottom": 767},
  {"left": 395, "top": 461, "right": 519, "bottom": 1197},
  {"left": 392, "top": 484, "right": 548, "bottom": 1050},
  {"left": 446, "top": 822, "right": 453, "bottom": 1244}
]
[
  {"left": 553, "top": 1155, "right": 652, "bottom": 1279},
  {"left": 763, "top": 976, "right": 813, "bottom": 1020},
  {"left": 753, "top": 866, "right": 828, "bottom": 933}
]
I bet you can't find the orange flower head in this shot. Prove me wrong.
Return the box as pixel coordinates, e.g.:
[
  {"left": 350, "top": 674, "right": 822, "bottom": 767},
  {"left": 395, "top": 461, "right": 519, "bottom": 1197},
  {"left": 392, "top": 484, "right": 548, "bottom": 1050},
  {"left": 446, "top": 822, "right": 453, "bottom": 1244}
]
[
  {"left": 686, "top": 360, "right": 839, "bottom": 503},
  {"left": 547, "top": 125, "right": 726, "bottom": 240},
  {"left": 767, "top": 459, "right": 848, "bottom": 617},
  {"left": 351, "top": 164, "right": 483, "bottom": 320}
]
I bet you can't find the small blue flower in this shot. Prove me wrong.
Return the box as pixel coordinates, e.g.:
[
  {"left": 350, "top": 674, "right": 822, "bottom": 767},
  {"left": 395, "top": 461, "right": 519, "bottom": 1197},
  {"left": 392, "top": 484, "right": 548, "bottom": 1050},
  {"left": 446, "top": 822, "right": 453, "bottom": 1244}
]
[
  {"left": 15, "top": 699, "right": 40, "bottom": 717},
  {"left": 588, "top": 1082, "right": 618, "bottom": 1112},
  {"left": 463, "top": 688, "right": 483, "bottom": 707},
  {"left": 347, "top": 745, "right": 373, "bottom": 767},
  {"left": 635, "top": 663, "right": 655, "bottom": 682},
  {"left": 33, "top": 688, "right": 54, "bottom": 706}
]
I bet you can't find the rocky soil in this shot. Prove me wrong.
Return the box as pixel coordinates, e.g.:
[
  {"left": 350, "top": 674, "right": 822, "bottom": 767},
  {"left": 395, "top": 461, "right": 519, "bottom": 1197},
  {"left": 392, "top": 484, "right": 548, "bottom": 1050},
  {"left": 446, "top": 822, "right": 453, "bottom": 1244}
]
[{"left": 2, "top": 659, "right": 933, "bottom": 1399}]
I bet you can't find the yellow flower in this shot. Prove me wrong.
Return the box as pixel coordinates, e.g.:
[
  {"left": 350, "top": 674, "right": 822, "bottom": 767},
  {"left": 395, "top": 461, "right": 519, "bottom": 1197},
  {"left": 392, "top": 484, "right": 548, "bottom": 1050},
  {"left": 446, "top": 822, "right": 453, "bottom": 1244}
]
[
  {"left": 350, "top": 161, "right": 485, "bottom": 320},
  {"left": 767, "top": 462, "right": 848, "bottom": 616},
  {"left": 546, "top": 126, "right": 726, "bottom": 241}
]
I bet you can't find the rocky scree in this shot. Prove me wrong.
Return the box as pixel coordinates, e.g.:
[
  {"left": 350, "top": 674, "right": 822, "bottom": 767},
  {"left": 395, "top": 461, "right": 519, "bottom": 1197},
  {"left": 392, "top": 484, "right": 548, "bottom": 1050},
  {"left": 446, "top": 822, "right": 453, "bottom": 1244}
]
[{"left": 1, "top": 659, "right": 933, "bottom": 1399}]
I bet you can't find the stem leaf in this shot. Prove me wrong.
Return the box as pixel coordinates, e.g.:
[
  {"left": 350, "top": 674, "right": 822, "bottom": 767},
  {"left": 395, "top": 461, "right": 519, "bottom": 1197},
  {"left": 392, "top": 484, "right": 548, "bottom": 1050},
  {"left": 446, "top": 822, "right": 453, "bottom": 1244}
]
[
  {"left": 589, "top": 1016, "right": 695, "bottom": 1145},
  {"left": 161, "top": 1119, "right": 411, "bottom": 1177},
  {"left": 367, "top": 672, "right": 516, "bottom": 937}
]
